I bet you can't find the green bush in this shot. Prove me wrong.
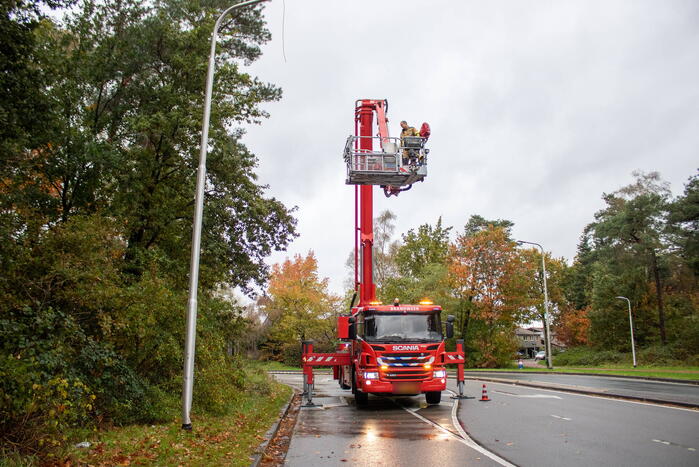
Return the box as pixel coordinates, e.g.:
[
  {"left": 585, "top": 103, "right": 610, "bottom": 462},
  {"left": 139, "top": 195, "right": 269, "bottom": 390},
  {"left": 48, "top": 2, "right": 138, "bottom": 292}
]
[
  {"left": 0, "top": 356, "right": 94, "bottom": 459},
  {"left": 554, "top": 344, "right": 699, "bottom": 366},
  {"left": 193, "top": 356, "right": 247, "bottom": 416},
  {"left": 553, "top": 347, "right": 626, "bottom": 366}
]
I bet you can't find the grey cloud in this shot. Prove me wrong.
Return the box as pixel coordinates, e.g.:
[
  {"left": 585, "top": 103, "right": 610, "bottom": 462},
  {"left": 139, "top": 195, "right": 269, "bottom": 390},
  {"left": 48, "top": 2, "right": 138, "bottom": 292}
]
[{"left": 239, "top": 0, "right": 698, "bottom": 294}]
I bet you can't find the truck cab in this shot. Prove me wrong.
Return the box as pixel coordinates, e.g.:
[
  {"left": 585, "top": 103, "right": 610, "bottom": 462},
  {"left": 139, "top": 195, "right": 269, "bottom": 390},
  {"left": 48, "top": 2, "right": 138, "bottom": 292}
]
[{"left": 337, "top": 302, "right": 454, "bottom": 406}]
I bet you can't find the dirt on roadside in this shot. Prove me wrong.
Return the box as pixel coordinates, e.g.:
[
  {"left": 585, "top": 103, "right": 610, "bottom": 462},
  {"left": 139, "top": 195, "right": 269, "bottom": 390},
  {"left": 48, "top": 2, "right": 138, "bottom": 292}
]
[{"left": 258, "top": 393, "right": 301, "bottom": 466}]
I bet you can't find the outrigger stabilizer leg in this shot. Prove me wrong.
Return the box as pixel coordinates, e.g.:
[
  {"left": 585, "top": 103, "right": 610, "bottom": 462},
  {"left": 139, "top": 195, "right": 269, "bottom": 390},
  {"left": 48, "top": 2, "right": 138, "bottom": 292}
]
[
  {"left": 451, "top": 339, "right": 473, "bottom": 399},
  {"left": 301, "top": 340, "right": 320, "bottom": 408}
]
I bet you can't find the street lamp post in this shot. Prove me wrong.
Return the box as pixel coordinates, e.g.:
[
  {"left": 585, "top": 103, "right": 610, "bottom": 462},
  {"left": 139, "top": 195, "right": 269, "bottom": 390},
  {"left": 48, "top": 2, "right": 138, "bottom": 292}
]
[
  {"left": 517, "top": 240, "right": 553, "bottom": 369},
  {"left": 182, "top": 0, "right": 270, "bottom": 431},
  {"left": 615, "top": 296, "right": 637, "bottom": 368}
]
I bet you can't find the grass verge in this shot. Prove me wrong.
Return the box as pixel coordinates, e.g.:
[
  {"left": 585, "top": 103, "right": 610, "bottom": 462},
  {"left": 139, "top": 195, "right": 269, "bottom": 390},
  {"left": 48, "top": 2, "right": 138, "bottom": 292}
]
[
  {"left": 255, "top": 361, "right": 301, "bottom": 372},
  {"left": 66, "top": 380, "right": 292, "bottom": 466}
]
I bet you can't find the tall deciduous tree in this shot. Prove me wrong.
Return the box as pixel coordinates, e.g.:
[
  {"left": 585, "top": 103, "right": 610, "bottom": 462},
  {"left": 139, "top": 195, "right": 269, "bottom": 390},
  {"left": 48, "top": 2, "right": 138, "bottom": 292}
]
[
  {"left": 379, "top": 217, "right": 452, "bottom": 305},
  {"left": 261, "top": 252, "right": 340, "bottom": 363},
  {"left": 0, "top": 0, "right": 297, "bottom": 454},
  {"left": 447, "top": 226, "right": 532, "bottom": 367},
  {"left": 3, "top": 0, "right": 297, "bottom": 291}
]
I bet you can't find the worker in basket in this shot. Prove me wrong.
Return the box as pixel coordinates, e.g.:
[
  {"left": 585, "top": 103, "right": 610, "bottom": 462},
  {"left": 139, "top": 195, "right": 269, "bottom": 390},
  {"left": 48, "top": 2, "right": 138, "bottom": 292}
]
[
  {"left": 400, "top": 120, "right": 420, "bottom": 166},
  {"left": 400, "top": 120, "right": 430, "bottom": 166}
]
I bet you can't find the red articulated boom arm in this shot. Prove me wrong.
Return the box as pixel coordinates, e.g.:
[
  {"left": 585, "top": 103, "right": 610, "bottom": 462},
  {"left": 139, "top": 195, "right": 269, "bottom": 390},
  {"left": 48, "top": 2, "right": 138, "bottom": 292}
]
[{"left": 300, "top": 100, "right": 467, "bottom": 407}]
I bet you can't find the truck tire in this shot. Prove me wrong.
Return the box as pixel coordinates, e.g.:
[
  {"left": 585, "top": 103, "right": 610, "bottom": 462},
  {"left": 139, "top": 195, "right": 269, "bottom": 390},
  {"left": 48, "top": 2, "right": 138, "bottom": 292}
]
[
  {"left": 425, "top": 391, "right": 441, "bottom": 404},
  {"left": 355, "top": 389, "right": 369, "bottom": 406},
  {"left": 351, "top": 370, "right": 369, "bottom": 406},
  {"left": 338, "top": 367, "right": 351, "bottom": 390}
]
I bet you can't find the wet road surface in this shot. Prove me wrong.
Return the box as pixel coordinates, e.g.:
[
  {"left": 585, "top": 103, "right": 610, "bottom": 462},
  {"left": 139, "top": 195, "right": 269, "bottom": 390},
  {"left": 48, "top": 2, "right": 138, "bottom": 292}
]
[
  {"left": 273, "top": 373, "right": 698, "bottom": 466},
  {"left": 273, "top": 373, "right": 509, "bottom": 466},
  {"left": 452, "top": 378, "right": 699, "bottom": 467},
  {"left": 462, "top": 372, "right": 699, "bottom": 406}
]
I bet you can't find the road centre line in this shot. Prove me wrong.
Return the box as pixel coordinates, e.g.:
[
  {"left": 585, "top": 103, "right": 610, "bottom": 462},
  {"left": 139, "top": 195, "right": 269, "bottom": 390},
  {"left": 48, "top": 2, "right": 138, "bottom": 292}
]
[
  {"left": 394, "top": 394, "right": 516, "bottom": 467},
  {"left": 455, "top": 378, "right": 698, "bottom": 413},
  {"left": 550, "top": 414, "right": 572, "bottom": 421},
  {"left": 652, "top": 439, "right": 696, "bottom": 451},
  {"left": 493, "top": 390, "right": 562, "bottom": 399}
]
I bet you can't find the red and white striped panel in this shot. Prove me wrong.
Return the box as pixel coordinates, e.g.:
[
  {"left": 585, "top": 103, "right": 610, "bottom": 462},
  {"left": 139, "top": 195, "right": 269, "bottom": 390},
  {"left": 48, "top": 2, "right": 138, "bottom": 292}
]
[
  {"left": 303, "top": 354, "right": 351, "bottom": 366},
  {"left": 444, "top": 354, "right": 465, "bottom": 362}
]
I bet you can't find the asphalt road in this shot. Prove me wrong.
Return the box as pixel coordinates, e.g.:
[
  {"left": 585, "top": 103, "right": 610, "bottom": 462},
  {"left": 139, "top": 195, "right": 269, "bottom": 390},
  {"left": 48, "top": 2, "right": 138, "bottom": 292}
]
[
  {"left": 455, "top": 378, "right": 698, "bottom": 467},
  {"left": 272, "top": 373, "right": 699, "bottom": 466},
  {"left": 462, "top": 371, "right": 699, "bottom": 406},
  {"left": 272, "top": 373, "right": 509, "bottom": 466}
]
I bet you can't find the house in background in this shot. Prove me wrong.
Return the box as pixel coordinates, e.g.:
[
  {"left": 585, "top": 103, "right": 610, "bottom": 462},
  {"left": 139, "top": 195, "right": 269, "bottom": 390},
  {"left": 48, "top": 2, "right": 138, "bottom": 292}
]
[
  {"left": 525, "top": 326, "right": 566, "bottom": 355},
  {"left": 515, "top": 327, "right": 542, "bottom": 358}
]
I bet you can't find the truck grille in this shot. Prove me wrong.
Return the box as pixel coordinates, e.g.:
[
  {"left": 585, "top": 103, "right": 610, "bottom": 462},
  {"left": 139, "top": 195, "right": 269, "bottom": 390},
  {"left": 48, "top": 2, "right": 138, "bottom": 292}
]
[
  {"left": 382, "top": 368, "right": 430, "bottom": 381},
  {"left": 378, "top": 352, "right": 433, "bottom": 367}
]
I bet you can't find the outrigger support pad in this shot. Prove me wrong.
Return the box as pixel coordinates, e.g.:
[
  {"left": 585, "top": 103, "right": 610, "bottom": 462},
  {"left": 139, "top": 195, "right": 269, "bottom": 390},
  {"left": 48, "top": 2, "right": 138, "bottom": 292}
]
[{"left": 301, "top": 340, "right": 321, "bottom": 408}]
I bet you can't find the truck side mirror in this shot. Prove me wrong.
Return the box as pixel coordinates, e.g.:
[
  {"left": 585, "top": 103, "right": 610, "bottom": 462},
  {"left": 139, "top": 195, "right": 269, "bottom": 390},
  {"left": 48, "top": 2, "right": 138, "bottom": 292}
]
[
  {"left": 446, "top": 315, "right": 455, "bottom": 339},
  {"left": 337, "top": 316, "right": 350, "bottom": 339},
  {"left": 348, "top": 316, "right": 357, "bottom": 340}
]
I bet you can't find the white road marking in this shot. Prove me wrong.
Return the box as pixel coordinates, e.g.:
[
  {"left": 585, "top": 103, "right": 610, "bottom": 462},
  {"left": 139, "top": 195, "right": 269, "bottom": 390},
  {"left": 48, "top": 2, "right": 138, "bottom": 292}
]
[
  {"left": 493, "top": 391, "right": 562, "bottom": 399},
  {"left": 652, "top": 439, "right": 696, "bottom": 451},
  {"left": 550, "top": 415, "right": 572, "bottom": 421},
  {"left": 396, "top": 395, "right": 516, "bottom": 467}
]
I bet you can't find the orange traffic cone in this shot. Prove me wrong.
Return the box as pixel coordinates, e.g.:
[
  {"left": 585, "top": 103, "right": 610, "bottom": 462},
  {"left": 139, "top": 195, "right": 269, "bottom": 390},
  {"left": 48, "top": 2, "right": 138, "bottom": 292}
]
[{"left": 479, "top": 384, "right": 490, "bottom": 402}]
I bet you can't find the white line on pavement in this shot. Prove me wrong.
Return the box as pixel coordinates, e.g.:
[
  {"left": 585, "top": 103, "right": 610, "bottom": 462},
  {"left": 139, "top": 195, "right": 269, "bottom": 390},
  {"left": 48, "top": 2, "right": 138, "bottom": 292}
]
[
  {"left": 493, "top": 391, "right": 562, "bottom": 399},
  {"left": 550, "top": 415, "right": 572, "bottom": 421},
  {"left": 398, "top": 400, "right": 515, "bottom": 467}
]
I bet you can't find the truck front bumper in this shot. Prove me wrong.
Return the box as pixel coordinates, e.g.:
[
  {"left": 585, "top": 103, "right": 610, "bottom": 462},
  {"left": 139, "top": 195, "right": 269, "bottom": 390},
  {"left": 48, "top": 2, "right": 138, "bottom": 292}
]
[{"left": 361, "top": 378, "right": 447, "bottom": 394}]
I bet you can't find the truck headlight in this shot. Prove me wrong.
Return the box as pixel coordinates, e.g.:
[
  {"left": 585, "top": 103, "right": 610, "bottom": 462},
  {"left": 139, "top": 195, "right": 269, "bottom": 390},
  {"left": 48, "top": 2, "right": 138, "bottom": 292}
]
[
  {"left": 433, "top": 369, "right": 446, "bottom": 378},
  {"left": 363, "top": 371, "right": 379, "bottom": 380}
]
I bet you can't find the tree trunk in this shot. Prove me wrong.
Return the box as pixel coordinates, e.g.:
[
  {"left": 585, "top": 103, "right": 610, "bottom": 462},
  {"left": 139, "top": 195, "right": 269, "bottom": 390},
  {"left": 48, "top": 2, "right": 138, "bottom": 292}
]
[
  {"left": 459, "top": 299, "right": 471, "bottom": 339},
  {"left": 650, "top": 249, "right": 667, "bottom": 345}
]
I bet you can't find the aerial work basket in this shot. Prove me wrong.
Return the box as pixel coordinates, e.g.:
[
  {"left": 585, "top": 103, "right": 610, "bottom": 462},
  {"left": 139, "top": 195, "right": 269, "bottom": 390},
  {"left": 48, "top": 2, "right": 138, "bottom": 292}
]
[{"left": 343, "top": 135, "right": 429, "bottom": 186}]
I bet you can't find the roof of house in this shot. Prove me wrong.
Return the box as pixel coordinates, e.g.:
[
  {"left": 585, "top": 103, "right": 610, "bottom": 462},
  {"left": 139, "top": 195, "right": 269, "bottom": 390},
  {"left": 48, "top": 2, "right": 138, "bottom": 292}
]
[{"left": 515, "top": 327, "right": 540, "bottom": 336}]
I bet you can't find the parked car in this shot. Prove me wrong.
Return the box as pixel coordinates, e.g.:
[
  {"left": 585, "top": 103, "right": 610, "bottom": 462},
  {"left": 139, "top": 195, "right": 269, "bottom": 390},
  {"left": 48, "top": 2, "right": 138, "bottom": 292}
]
[{"left": 534, "top": 350, "right": 546, "bottom": 360}]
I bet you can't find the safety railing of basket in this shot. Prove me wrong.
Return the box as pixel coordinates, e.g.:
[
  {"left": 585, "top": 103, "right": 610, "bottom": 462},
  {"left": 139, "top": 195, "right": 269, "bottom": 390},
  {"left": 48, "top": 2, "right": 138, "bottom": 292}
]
[{"left": 344, "top": 136, "right": 428, "bottom": 173}]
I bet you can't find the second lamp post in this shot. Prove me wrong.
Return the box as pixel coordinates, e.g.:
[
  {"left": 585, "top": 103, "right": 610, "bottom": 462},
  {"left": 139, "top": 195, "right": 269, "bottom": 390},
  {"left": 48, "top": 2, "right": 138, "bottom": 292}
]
[{"left": 517, "top": 240, "right": 553, "bottom": 369}]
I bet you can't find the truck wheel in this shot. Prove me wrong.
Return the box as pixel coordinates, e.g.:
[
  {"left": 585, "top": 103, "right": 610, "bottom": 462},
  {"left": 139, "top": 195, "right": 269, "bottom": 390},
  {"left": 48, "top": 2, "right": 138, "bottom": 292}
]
[
  {"left": 351, "top": 370, "right": 368, "bottom": 406},
  {"left": 425, "top": 391, "right": 441, "bottom": 404},
  {"left": 339, "top": 367, "right": 350, "bottom": 390},
  {"left": 355, "top": 389, "right": 369, "bottom": 406}
]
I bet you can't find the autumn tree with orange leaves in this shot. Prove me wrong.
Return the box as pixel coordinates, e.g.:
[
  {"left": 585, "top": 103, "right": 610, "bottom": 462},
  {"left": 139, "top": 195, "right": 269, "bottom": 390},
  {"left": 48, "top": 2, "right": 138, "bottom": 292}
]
[
  {"left": 447, "top": 226, "right": 534, "bottom": 367},
  {"left": 260, "top": 252, "right": 341, "bottom": 364},
  {"left": 554, "top": 307, "right": 591, "bottom": 347}
]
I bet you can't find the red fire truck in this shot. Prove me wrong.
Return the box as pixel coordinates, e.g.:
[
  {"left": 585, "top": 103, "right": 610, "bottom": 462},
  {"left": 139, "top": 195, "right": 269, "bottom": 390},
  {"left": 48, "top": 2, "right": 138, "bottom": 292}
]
[{"left": 301, "top": 99, "right": 466, "bottom": 407}]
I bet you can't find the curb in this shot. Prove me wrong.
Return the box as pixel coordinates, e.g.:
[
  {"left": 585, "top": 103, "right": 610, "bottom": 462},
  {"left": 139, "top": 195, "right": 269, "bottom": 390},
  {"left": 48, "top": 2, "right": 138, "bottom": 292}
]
[
  {"left": 458, "top": 375, "right": 699, "bottom": 409},
  {"left": 250, "top": 387, "right": 297, "bottom": 467}
]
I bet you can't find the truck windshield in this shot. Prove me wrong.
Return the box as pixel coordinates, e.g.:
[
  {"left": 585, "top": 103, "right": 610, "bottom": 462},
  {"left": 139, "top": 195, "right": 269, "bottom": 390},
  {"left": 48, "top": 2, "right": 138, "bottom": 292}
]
[{"left": 364, "top": 312, "right": 442, "bottom": 342}]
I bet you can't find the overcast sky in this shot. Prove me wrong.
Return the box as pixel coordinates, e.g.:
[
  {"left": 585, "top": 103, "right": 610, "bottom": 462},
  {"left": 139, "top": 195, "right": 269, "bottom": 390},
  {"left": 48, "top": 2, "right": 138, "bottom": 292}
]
[{"left": 241, "top": 0, "right": 699, "bottom": 296}]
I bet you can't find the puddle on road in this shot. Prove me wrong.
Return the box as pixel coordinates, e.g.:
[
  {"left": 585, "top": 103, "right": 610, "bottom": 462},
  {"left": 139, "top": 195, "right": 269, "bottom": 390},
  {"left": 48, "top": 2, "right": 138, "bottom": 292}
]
[{"left": 296, "top": 396, "right": 453, "bottom": 441}]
